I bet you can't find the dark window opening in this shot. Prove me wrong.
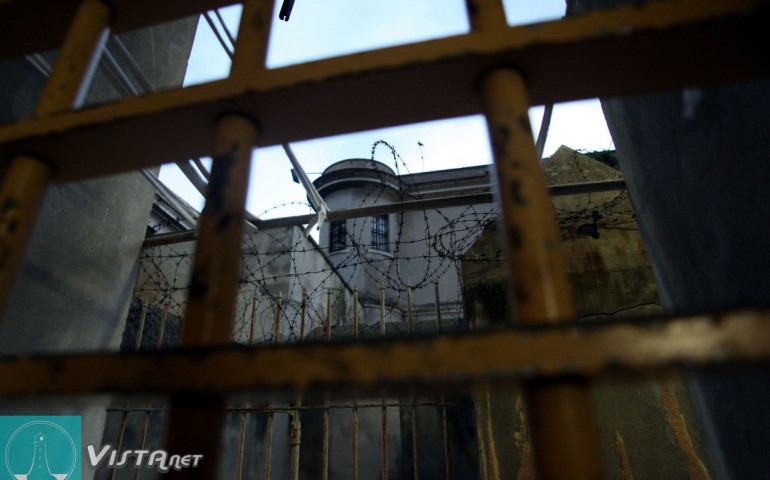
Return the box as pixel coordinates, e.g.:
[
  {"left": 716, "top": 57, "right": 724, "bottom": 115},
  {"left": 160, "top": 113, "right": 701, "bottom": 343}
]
[
  {"left": 330, "top": 220, "right": 347, "bottom": 252},
  {"left": 371, "top": 215, "right": 389, "bottom": 252}
]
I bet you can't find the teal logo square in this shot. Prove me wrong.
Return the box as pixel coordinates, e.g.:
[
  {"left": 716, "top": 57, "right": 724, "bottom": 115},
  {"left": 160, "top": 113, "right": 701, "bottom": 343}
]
[{"left": 1, "top": 416, "right": 81, "bottom": 480}]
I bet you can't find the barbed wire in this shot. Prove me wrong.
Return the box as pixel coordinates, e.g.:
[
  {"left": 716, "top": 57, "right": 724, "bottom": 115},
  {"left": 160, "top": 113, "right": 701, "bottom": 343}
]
[{"left": 132, "top": 143, "right": 643, "bottom": 350}]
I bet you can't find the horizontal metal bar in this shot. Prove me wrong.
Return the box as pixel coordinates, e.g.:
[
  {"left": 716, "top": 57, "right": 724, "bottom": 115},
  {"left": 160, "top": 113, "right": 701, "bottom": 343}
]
[
  {"left": 0, "top": 309, "right": 768, "bottom": 397},
  {"left": 0, "top": 0, "right": 238, "bottom": 62},
  {"left": 106, "top": 401, "right": 460, "bottom": 413},
  {"left": 1, "top": 0, "right": 767, "bottom": 183}
]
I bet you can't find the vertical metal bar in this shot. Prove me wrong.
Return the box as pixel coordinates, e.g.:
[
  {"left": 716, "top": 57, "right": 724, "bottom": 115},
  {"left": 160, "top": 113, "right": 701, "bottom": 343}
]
[
  {"left": 249, "top": 290, "right": 258, "bottom": 346},
  {"left": 465, "top": 0, "right": 507, "bottom": 32},
  {"left": 167, "top": 113, "right": 259, "bottom": 479},
  {"left": 300, "top": 288, "right": 307, "bottom": 342},
  {"left": 322, "top": 288, "right": 332, "bottom": 480},
  {"left": 273, "top": 293, "right": 282, "bottom": 344},
  {"left": 381, "top": 402, "right": 388, "bottom": 480},
  {"left": 290, "top": 411, "right": 301, "bottom": 480},
  {"left": 379, "top": 283, "right": 386, "bottom": 337},
  {"left": 135, "top": 301, "right": 148, "bottom": 350},
  {"left": 380, "top": 283, "right": 388, "bottom": 480},
  {"left": 235, "top": 411, "right": 247, "bottom": 480},
  {"left": 353, "top": 288, "right": 359, "bottom": 340},
  {"left": 109, "top": 410, "right": 128, "bottom": 480},
  {"left": 230, "top": 0, "right": 275, "bottom": 77},
  {"left": 407, "top": 282, "right": 413, "bottom": 335},
  {"left": 352, "top": 286, "right": 359, "bottom": 480},
  {"left": 265, "top": 295, "right": 282, "bottom": 480},
  {"left": 181, "top": 114, "right": 258, "bottom": 345},
  {"left": 483, "top": 388, "right": 500, "bottom": 480},
  {"left": 0, "top": 0, "right": 111, "bottom": 317},
  {"left": 264, "top": 409, "right": 274, "bottom": 480},
  {"left": 480, "top": 68, "right": 601, "bottom": 480},
  {"left": 411, "top": 397, "right": 419, "bottom": 480},
  {"left": 325, "top": 288, "right": 332, "bottom": 341},
  {"left": 442, "top": 399, "right": 452, "bottom": 480},
  {"left": 433, "top": 279, "right": 442, "bottom": 332},
  {"left": 290, "top": 290, "right": 306, "bottom": 480},
  {"left": 156, "top": 302, "right": 168, "bottom": 349},
  {"left": 134, "top": 411, "right": 150, "bottom": 480}
]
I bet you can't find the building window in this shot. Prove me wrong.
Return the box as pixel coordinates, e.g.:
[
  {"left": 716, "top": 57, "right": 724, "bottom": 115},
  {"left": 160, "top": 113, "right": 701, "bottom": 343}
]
[
  {"left": 371, "top": 215, "right": 389, "bottom": 252},
  {"left": 329, "top": 220, "right": 347, "bottom": 252}
]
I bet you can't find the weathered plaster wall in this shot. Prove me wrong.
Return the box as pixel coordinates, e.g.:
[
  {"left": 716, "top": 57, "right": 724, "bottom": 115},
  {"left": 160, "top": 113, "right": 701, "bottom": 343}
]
[{"left": 572, "top": 1, "right": 770, "bottom": 477}]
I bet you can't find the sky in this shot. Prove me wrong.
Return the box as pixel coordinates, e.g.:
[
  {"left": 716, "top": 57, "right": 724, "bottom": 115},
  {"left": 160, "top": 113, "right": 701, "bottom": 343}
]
[{"left": 159, "top": 0, "right": 614, "bottom": 219}]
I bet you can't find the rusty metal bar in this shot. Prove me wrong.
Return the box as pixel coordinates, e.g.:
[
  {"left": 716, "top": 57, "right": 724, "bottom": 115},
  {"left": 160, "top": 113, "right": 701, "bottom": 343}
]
[
  {"left": 466, "top": 0, "right": 507, "bottom": 32},
  {"left": 411, "top": 391, "right": 420, "bottom": 480},
  {"left": 235, "top": 411, "right": 247, "bottom": 480},
  {"left": 135, "top": 301, "right": 148, "bottom": 350},
  {"left": 3, "top": 0, "right": 767, "bottom": 184},
  {"left": 381, "top": 401, "right": 389, "bottom": 480},
  {"left": 481, "top": 68, "right": 601, "bottom": 480},
  {"left": 249, "top": 291, "right": 258, "bottom": 346},
  {"left": 473, "top": 393, "right": 490, "bottom": 480},
  {"left": 0, "top": 0, "right": 111, "bottom": 317},
  {"left": 483, "top": 388, "right": 501, "bottom": 480},
  {"left": 181, "top": 114, "right": 258, "bottom": 346},
  {"left": 353, "top": 288, "right": 359, "bottom": 340},
  {"left": 290, "top": 291, "right": 306, "bottom": 480},
  {"left": 110, "top": 400, "right": 458, "bottom": 413},
  {"left": 290, "top": 411, "right": 301, "bottom": 480},
  {"left": 2, "top": 310, "right": 770, "bottom": 396},
  {"left": 380, "top": 284, "right": 386, "bottom": 337},
  {"left": 433, "top": 280, "right": 442, "bottom": 332},
  {"left": 352, "top": 287, "right": 360, "bottom": 480},
  {"left": 264, "top": 409, "right": 274, "bottom": 480},
  {"left": 300, "top": 289, "right": 307, "bottom": 342},
  {"left": 325, "top": 289, "right": 332, "bottom": 340},
  {"left": 134, "top": 411, "right": 150, "bottom": 480},
  {"left": 0, "top": 0, "right": 237, "bottom": 61},
  {"left": 230, "top": 0, "right": 274, "bottom": 78},
  {"left": 109, "top": 410, "right": 128, "bottom": 480},
  {"left": 166, "top": 113, "right": 258, "bottom": 479},
  {"left": 380, "top": 283, "right": 388, "bottom": 480},
  {"left": 407, "top": 282, "right": 414, "bottom": 335},
  {"left": 265, "top": 295, "right": 282, "bottom": 480},
  {"left": 156, "top": 302, "right": 168, "bottom": 349}
]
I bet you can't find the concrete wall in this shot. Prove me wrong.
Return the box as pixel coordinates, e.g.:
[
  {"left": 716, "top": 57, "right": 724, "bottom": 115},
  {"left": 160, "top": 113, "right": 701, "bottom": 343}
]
[
  {"left": 573, "top": 1, "right": 770, "bottom": 478},
  {"left": 463, "top": 147, "right": 710, "bottom": 479},
  {"left": 0, "top": 17, "right": 198, "bottom": 480}
]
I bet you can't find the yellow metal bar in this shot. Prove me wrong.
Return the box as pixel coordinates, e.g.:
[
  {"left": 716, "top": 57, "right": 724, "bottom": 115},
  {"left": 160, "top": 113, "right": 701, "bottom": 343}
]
[
  {"left": 0, "top": 0, "right": 111, "bottom": 316},
  {"left": 465, "top": 0, "right": 507, "bottom": 32},
  {"left": 230, "top": 0, "right": 274, "bottom": 77},
  {"left": 181, "top": 114, "right": 258, "bottom": 346},
  {"left": 167, "top": 113, "right": 258, "bottom": 479},
  {"left": 2, "top": 310, "right": 770, "bottom": 396},
  {"left": 481, "top": 68, "right": 601, "bottom": 480},
  {"left": 3, "top": 0, "right": 764, "bottom": 184}
]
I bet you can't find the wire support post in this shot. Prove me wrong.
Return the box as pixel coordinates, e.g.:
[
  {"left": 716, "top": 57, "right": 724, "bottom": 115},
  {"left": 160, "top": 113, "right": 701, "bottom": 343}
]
[{"left": 480, "top": 67, "right": 602, "bottom": 480}]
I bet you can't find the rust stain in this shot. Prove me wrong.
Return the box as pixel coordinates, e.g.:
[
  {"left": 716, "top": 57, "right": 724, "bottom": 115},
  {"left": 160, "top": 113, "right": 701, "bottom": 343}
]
[
  {"left": 660, "top": 383, "right": 711, "bottom": 480},
  {"left": 515, "top": 396, "right": 535, "bottom": 480},
  {"left": 615, "top": 431, "right": 634, "bottom": 480}
]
